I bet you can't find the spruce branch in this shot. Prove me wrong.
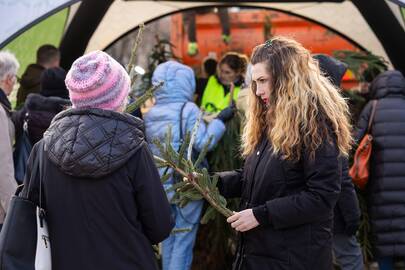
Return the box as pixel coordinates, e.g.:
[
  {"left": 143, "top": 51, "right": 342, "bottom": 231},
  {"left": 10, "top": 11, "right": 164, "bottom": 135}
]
[
  {"left": 127, "top": 23, "right": 145, "bottom": 74},
  {"left": 122, "top": 23, "right": 163, "bottom": 114},
  {"left": 155, "top": 153, "right": 232, "bottom": 218},
  {"left": 125, "top": 81, "right": 163, "bottom": 113}
]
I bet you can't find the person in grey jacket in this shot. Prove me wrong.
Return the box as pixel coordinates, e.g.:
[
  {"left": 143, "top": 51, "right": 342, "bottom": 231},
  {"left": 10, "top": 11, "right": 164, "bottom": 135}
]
[{"left": 0, "top": 51, "right": 19, "bottom": 230}]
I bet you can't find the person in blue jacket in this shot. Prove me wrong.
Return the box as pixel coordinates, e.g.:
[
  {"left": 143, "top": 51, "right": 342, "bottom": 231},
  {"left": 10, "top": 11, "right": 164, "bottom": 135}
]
[{"left": 144, "top": 60, "right": 235, "bottom": 270}]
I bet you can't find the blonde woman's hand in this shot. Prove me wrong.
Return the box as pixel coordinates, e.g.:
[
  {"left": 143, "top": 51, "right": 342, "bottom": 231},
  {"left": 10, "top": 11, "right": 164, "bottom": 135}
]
[{"left": 227, "top": 209, "right": 259, "bottom": 232}]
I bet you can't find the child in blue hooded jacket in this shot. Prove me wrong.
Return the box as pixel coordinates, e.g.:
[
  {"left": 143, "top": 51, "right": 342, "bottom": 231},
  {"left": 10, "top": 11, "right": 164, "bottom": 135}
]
[{"left": 144, "top": 61, "right": 234, "bottom": 270}]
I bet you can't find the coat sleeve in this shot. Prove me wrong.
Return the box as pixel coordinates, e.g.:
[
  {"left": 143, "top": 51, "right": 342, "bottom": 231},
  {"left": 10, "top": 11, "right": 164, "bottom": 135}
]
[
  {"left": 262, "top": 140, "right": 342, "bottom": 229},
  {"left": 184, "top": 102, "right": 226, "bottom": 152},
  {"left": 130, "top": 143, "right": 175, "bottom": 244},
  {"left": 217, "top": 169, "right": 244, "bottom": 199},
  {"left": 10, "top": 107, "right": 26, "bottom": 140},
  {"left": 21, "top": 142, "right": 40, "bottom": 203},
  {"left": 354, "top": 101, "right": 372, "bottom": 142},
  {"left": 337, "top": 157, "right": 361, "bottom": 235},
  {"left": 0, "top": 107, "right": 17, "bottom": 212}
]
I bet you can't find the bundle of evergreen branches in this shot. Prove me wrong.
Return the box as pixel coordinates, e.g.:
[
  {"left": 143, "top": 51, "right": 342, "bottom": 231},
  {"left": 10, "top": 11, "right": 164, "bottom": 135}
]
[{"left": 153, "top": 122, "right": 233, "bottom": 219}]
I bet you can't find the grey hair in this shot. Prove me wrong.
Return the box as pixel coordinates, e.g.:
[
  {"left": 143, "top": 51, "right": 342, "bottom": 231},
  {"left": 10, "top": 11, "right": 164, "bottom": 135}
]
[{"left": 0, "top": 51, "right": 19, "bottom": 81}]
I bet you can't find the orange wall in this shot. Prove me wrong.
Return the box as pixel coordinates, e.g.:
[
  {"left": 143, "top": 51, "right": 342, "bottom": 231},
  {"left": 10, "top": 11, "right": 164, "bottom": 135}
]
[{"left": 171, "top": 9, "right": 360, "bottom": 89}]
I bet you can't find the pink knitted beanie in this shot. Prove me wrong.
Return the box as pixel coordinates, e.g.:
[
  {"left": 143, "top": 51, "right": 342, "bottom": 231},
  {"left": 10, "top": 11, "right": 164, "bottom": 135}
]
[{"left": 65, "top": 51, "right": 130, "bottom": 111}]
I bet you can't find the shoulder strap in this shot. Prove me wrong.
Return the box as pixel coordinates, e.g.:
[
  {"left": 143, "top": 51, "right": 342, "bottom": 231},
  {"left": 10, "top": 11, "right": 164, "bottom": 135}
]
[
  {"left": 366, "top": 100, "right": 378, "bottom": 133},
  {"left": 179, "top": 102, "right": 188, "bottom": 142},
  {"left": 37, "top": 143, "right": 45, "bottom": 209},
  {"left": 25, "top": 142, "right": 44, "bottom": 207},
  {"left": 0, "top": 102, "right": 11, "bottom": 117}
]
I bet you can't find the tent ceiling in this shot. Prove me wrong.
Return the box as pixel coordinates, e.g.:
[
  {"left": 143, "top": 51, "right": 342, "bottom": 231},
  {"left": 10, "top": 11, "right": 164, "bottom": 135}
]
[
  {"left": 1, "top": 0, "right": 403, "bottom": 68},
  {"left": 86, "top": 1, "right": 393, "bottom": 63}
]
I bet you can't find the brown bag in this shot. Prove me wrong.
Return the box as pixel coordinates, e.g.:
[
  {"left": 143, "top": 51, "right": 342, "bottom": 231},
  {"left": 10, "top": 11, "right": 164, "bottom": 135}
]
[{"left": 349, "top": 100, "right": 378, "bottom": 189}]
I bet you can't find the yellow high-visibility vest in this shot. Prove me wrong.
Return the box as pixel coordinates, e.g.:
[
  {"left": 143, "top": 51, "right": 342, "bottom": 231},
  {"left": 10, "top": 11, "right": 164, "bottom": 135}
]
[{"left": 201, "top": 76, "right": 240, "bottom": 113}]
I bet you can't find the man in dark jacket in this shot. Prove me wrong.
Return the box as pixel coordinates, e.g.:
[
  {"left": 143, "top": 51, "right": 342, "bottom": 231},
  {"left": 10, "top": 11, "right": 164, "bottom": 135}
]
[
  {"left": 15, "top": 44, "right": 60, "bottom": 109},
  {"left": 355, "top": 70, "right": 405, "bottom": 270},
  {"left": 314, "top": 54, "right": 363, "bottom": 270},
  {"left": 22, "top": 50, "right": 174, "bottom": 270}
]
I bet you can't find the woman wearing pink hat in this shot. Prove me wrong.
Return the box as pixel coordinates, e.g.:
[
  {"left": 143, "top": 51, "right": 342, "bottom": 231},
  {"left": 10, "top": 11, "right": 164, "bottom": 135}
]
[{"left": 22, "top": 51, "right": 174, "bottom": 270}]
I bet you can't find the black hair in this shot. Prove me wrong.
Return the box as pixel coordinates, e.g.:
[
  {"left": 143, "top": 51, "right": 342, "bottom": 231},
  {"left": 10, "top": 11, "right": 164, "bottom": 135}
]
[{"left": 37, "top": 44, "right": 60, "bottom": 65}]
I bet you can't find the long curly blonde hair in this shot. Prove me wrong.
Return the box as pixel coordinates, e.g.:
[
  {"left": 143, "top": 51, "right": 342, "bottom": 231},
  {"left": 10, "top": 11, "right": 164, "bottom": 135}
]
[{"left": 242, "top": 36, "right": 353, "bottom": 161}]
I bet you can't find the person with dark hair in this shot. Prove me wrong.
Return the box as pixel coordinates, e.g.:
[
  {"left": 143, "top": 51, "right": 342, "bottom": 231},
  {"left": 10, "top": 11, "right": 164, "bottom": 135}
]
[
  {"left": 314, "top": 54, "right": 364, "bottom": 270},
  {"left": 203, "top": 58, "right": 217, "bottom": 78},
  {"left": 39, "top": 67, "right": 69, "bottom": 99},
  {"left": 16, "top": 67, "right": 71, "bottom": 145},
  {"left": 22, "top": 51, "right": 174, "bottom": 270},
  {"left": 355, "top": 70, "right": 405, "bottom": 270},
  {"left": 15, "top": 44, "right": 60, "bottom": 108},
  {"left": 195, "top": 57, "right": 217, "bottom": 105},
  {"left": 200, "top": 52, "right": 248, "bottom": 113}
]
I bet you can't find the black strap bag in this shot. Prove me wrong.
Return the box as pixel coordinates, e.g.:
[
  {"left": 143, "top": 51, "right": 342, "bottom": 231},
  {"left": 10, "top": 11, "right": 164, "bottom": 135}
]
[{"left": 0, "top": 142, "right": 51, "bottom": 270}]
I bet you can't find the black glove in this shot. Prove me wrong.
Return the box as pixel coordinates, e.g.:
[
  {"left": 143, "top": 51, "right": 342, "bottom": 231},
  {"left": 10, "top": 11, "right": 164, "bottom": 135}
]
[{"left": 216, "top": 103, "right": 236, "bottom": 123}]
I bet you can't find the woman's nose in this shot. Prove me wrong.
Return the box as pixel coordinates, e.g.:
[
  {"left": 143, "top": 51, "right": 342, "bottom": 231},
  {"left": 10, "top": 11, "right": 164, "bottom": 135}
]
[{"left": 256, "top": 87, "right": 263, "bottom": 96}]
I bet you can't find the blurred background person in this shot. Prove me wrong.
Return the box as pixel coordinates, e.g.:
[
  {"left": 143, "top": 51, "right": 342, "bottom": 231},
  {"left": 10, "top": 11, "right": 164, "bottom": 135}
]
[
  {"left": 0, "top": 51, "right": 19, "bottom": 231},
  {"left": 15, "top": 44, "right": 60, "bottom": 109}
]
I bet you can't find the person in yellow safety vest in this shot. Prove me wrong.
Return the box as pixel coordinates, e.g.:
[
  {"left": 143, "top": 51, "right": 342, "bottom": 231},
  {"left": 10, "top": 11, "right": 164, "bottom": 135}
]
[{"left": 200, "top": 52, "right": 248, "bottom": 113}]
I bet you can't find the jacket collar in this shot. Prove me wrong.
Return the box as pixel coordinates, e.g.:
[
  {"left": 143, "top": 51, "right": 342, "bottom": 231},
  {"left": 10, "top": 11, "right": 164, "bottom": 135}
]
[{"left": 0, "top": 88, "right": 11, "bottom": 111}]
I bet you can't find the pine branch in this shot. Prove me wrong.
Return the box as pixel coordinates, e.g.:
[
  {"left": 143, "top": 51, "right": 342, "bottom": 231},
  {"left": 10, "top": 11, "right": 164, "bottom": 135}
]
[
  {"left": 153, "top": 155, "right": 232, "bottom": 218},
  {"left": 125, "top": 81, "right": 163, "bottom": 113},
  {"left": 127, "top": 23, "right": 145, "bottom": 74}
]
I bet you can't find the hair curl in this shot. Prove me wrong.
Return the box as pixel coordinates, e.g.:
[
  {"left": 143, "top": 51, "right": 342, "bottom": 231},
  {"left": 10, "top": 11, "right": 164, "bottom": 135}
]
[{"left": 242, "top": 36, "right": 353, "bottom": 161}]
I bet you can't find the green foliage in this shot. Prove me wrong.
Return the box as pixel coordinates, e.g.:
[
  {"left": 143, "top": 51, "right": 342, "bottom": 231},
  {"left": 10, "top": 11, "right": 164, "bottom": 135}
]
[
  {"left": 208, "top": 112, "right": 244, "bottom": 171},
  {"left": 192, "top": 113, "right": 244, "bottom": 270},
  {"left": 333, "top": 50, "right": 388, "bottom": 82},
  {"left": 153, "top": 125, "right": 233, "bottom": 218},
  {"left": 357, "top": 190, "right": 373, "bottom": 265}
]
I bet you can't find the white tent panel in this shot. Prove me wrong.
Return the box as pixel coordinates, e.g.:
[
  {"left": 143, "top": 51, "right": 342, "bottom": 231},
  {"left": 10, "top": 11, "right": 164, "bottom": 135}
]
[
  {"left": 86, "top": 1, "right": 209, "bottom": 52},
  {"left": 0, "top": 0, "right": 79, "bottom": 47},
  {"left": 86, "top": 1, "right": 391, "bottom": 63}
]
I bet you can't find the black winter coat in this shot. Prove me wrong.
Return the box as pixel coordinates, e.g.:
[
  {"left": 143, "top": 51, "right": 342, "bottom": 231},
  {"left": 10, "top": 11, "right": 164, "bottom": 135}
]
[
  {"left": 333, "top": 159, "right": 361, "bottom": 235},
  {"left": 23, "top": 93, "right": 70, "bottom": 144},
  {"left": 16, "top": 63, "right": 45, "bottom": 109},
  {"left": 218, "top": 135, "right": 342, "bottom": 270},
  {"left": 23, "top": 108, "right": 174, "bottom": 270},
  {"left": 355, "top": 70, "right": 405, "bottom": 257}
]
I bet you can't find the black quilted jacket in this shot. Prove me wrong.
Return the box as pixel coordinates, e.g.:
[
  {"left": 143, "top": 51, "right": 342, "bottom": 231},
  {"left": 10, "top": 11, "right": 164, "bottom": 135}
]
[
  {"left": 355, "top": 70, "right": 405, "bottom": 258},
  {"left": 23, "top": 108, "right": 174, "bottom": 270}
]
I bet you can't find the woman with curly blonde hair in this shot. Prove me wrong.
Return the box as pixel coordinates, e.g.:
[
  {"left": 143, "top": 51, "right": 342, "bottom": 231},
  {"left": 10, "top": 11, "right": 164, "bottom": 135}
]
[{"left": 217, "top": 36, "right": 353, "bottom": 270}]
